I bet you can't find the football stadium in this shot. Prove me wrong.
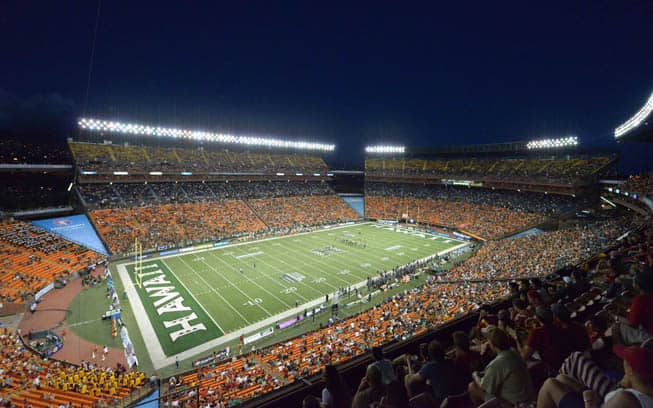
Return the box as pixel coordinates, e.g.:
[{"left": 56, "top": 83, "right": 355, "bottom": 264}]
[{"left": 3, "top": 4, "right": 653, "bottom": 408}]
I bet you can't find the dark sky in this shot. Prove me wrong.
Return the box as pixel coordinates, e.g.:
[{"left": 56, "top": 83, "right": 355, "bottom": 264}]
[{"left": 2, "top": 1, "right": 653, "bottom": 170}]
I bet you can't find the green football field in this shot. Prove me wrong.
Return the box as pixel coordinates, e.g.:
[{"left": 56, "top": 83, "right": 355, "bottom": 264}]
[{"left": 120, "top": 223, "right": 466, "bottom": 357}]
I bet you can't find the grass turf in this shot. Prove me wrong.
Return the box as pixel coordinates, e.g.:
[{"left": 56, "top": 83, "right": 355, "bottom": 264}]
[{"left": 115, "top": 223, "right": 465, "bottom": 358}]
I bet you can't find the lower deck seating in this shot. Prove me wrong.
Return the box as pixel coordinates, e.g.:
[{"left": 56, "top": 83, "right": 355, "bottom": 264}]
[
  {"left": 0, "top": 222, "right": 103, "bottom": 303},
  {"left": 0, "top": 329, "right": 146, "bottom": 407}
]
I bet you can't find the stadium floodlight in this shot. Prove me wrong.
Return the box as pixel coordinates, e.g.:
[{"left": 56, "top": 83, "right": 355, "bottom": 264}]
[
  {"left": 365, "top": 145, "right": 406, "bottom": 154},
  {"left": 113, "top": 171, "right": 128, "bottom": 175},
  {"left": 78, "top": 117, "right": 335, "bottom": 152},
  {"left": 614, "top": 92, "right": 653, "bottom": 138},
  {"left": 526, "top": 136, "right": 578, "bottom": 149},
  {"left": 149, "top": 171, "right": 162, "bottom": 176}
]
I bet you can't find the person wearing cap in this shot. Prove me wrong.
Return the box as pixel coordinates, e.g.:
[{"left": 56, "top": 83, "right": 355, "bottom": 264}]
[
  {"left": 468, "top": 328, "right": 535, "bottom": 407},
  {"left": 536, "top": 343, "right": 653, "bottom": 408},
  {"left": 614, "top": 270, "right": 653, "bottom": 346},
  {"left": 519, "top": 305, "right": 565, "bottom": 372}
]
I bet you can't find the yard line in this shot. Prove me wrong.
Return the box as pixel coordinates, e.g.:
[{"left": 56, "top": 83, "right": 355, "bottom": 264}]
[
  {"left": 257, "top": 249, "right": 340, "bottom": 293},
  {"left": 223, "top": 247, "right": 321, "bottom": 300},
  {"left": 313, "top": 227, "right": 454, "bottom": 280},
  {"left": 275, "top": 241, "right": 360, "bottom": 287},
  {"left": 203, "top": 250, "right": 299, "bottom": 307},
  {"left": 284, "top": 235, "right": 384, "bottom": 284},
  {"left": 195, "top": 256, "right": 274, "bottom": 316},
  {"left": 160, "top": 259, "right": 227, "bottom": 334},
  {"left": 308, "top": 233, "right": 393, "bottom": 279},
  {"left": 173, "top": 257, "right": 252, "bottom": 326}
]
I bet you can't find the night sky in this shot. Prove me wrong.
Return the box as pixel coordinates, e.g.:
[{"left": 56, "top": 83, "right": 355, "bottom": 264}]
[{"left": 2, "top": 1, "right": 652, "bottom": 170}]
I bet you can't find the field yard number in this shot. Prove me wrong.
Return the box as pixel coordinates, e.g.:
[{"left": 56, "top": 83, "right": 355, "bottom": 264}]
[
  {"left": 312, "top": 277, "right": 326, "bottom": 283},
  {"left": 338, "top": 269, "right": 351, "bottom": 275},
  {"left": 244, "top": 298, "right": 263, "bottom": 306},
  {"left": 281, "top": 287, "right": 297, "bottom": 294}
]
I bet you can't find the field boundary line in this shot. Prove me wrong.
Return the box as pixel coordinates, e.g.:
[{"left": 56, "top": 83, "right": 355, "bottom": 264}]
[{"left": 115, "top": 263, "right": 167, "bottom": 369}]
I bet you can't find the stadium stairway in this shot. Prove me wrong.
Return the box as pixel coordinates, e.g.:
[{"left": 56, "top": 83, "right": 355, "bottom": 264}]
[{"left": 242, "top": 199, "right": 271, "bottom": 229}]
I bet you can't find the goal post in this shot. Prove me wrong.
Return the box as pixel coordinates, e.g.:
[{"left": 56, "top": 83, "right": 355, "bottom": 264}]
[{"left": 133, "top": 238, "right": 143, "bottom": 289}]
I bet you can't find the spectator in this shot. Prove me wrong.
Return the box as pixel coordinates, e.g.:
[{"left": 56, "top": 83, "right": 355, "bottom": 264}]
[
  {"left": 537, "top": 344, "right": 653, "bottom": 408},
  {"left": 450, "top": 330, "right": 482, "bottom": 393},
  {"left": 352, "top": 365, "right": 386, "bottom": 408},
  {"left": 551, "top": 303, "right": 590, "bottom": 357},
  {"left": 321, "top": 364, "right": 352, "bottom": 408},
  {"left": 468, "top": 328, "right": 535, "bottom": 406},
  {"left": 405, "top": 339, "right": 454, "bottom": 404},
  {"left": 614, "top": 270, "right": 653, "bottom": 346},
  {"left": 519, "top": 306, "right": 564, "bottom": 372},
  {"left": 368, "top": 346, "right": 397, "bottom": 386}
]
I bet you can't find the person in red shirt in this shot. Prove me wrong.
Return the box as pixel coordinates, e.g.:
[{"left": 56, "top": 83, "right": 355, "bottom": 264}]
[
  {"left": 519, "top": 306, "right": 565, "bottom": 372},
  {"left": 551, "top": 303, "right": 590, "bottom": 358},
  {"left": 615, "top": 270, "right": 653, "bottom": 345}
]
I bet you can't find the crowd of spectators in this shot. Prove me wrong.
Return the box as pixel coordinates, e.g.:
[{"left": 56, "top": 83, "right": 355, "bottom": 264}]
[
  {"left": 249, "top": 195, "right": 359, "bottom": 230},
  {"left": 82, "top": 181, "right": 358, "bottom": 254},
  {"left": 0, "top": 327, "right": 146, "bottom": 407},
  {"left": 69, "top": 142, "right": 328, "bottom": 174},
  {"left": 366, "top": 183, "right": 576, "bottom": 215},
  {"left": 365, "top": 156, "right": 613, "bottom": 184},
  {"left": 91, "top": 200, "right": 269, "bottom": 254},
  {"left": 366, "top": 183, "right": 574, "bottom": 239},
  {"left": 0, "top": 221, "right": 103, "bottom": 303},
  {"left": 78, "top": 181, "right": 335, "bottom": 209},
  {"left": 444, "top": 216, "right": 637, "bottom": 282}
]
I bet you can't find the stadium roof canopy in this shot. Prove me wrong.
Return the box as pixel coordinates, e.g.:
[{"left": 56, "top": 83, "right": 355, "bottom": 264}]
[{"left": 614, "top": 91, "right": 653, "bottom": 143}]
